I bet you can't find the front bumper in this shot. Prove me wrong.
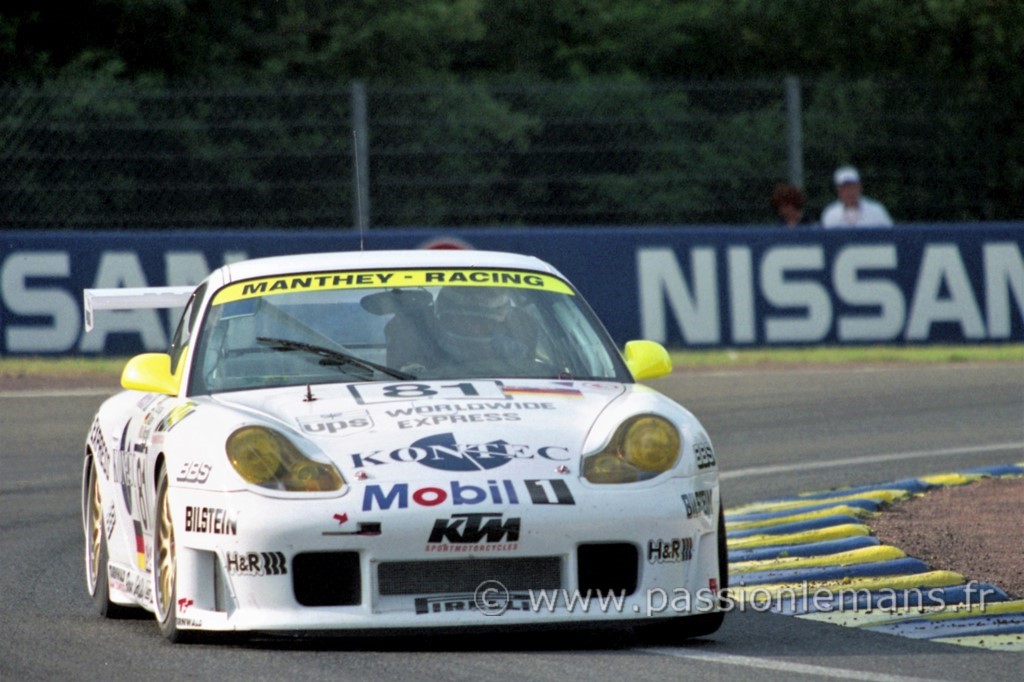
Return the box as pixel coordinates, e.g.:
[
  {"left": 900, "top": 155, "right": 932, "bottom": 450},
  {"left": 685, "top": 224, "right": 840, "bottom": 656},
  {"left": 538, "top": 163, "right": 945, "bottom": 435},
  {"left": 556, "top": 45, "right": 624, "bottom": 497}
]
[{"left": 169, "top": 473, "right": 721, "bottom": 632}]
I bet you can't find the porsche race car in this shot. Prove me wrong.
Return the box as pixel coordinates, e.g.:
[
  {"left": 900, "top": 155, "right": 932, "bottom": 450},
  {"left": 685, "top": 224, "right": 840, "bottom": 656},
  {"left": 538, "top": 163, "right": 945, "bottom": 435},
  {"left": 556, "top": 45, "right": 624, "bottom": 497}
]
[{"left": 82, "top": 249, "right": 725, "bottom": 642}]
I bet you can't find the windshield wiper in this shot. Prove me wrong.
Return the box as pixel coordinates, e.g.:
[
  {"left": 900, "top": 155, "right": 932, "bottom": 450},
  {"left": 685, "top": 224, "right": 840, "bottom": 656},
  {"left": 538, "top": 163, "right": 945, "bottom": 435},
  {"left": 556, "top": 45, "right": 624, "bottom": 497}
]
[{"left": 256, "top": 336, "right": 415, "bottom": 381}]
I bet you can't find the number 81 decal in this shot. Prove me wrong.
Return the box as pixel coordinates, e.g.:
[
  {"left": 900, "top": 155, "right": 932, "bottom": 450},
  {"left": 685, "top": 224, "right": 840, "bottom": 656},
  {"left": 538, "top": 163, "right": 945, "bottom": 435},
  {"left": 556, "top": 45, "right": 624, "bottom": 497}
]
[{"left": 347, "top": 381, "right": 507, "bottom": 404}]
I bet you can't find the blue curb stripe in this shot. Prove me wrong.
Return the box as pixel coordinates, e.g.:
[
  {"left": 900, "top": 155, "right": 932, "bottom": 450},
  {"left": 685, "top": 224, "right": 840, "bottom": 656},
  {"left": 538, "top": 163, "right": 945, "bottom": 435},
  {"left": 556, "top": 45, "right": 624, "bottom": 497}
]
[
  {"left": 863, "top": 615, "right": 1024, "bottom": 639},
  {"left": 727, "top": 515, "right": 865, "bottom": 539},
  {"left": 752, "top": 478, "right": 932, "bottom": 504},
  {"left": 728, "top": 536, "right": 879, "bottom": 563},
  {"left": 768, "top": 584, "right": 1010, "bottom": 616},
  {"left": 958, "top": 464, "right": 1024, "bottom": 477},
  {"left": 726, "top": 499, "right": 881, "bottom": 522},
  {"left": 790, "top": 478, "right": 933, "bottom": 500},
  {"left": 735, "top": 557, "right": 930, "bottom": 586}
]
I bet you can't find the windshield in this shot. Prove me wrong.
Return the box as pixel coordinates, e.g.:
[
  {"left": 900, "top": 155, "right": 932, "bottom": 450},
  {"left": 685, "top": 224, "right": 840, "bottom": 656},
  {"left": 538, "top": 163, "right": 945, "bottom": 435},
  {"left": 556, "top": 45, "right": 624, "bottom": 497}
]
[{"left": 189, "top": 267, "right": 631, "bottom": 394}]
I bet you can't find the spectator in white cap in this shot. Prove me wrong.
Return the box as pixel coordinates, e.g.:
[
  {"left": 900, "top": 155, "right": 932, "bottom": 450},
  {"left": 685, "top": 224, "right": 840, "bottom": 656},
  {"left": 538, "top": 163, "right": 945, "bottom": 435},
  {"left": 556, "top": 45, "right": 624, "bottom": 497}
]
[{"left": 820, "top": 165, "right": 894, "bottom": 228}]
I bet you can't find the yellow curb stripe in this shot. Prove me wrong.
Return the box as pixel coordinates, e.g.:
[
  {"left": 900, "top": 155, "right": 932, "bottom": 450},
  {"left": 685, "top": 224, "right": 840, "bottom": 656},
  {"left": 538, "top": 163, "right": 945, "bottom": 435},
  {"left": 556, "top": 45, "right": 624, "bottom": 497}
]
[
  {"left": 726, "top": 504, "right": 877, "bottom": 531},
  {"left": 731, "top": 570, "right": 966, "bottom": 604},
  {"left": 799, "top": 606, "right": 951, "bottom": 627},
  {"left": 727, "top": 523, "right": 871, "bottom": 550},
  {"left": 726, "top": 489, "right": 910, "bottom": 516},
  {"left": 730, "top": 545, "right": 907, "bottom": 574},
  {"left": 797, "top": 599, "right": 1024, "bottom": 628},
  {"left": 918, "top": 472, "right": 987, "bottom": 486},
  {"left": 905, "top": 598, "right": 1024, "bottom": 622},
  {"left": 930, "top": 634, "right": 1024, "bottom": 652}
]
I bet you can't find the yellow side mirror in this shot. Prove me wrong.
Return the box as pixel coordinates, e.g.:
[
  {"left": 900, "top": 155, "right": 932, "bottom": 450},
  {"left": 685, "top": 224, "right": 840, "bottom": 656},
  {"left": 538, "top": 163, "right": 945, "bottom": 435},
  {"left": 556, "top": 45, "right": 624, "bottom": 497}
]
[
  {"left": 121, "top": 353, "right": 181, "bottom": 395},
  {"left": 623, "top": 340, "right": 672, "bottom": 380}
]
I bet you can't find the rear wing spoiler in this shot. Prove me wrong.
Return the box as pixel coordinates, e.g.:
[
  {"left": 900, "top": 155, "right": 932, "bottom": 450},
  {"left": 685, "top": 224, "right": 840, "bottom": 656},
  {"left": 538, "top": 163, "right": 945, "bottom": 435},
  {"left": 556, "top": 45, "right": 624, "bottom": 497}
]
[{"left": 83, "top": 286, "right": 196, "bottom": 332}]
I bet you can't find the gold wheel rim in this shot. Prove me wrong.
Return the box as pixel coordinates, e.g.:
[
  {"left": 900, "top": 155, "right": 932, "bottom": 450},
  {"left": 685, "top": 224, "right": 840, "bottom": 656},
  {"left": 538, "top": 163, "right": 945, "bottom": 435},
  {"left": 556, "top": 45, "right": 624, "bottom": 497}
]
[
  {"left": 156, "top": 484, "right": 175, "bottom": 619},
  {"left": 88, "top": 471, "right": 103, "bottom": 589}
]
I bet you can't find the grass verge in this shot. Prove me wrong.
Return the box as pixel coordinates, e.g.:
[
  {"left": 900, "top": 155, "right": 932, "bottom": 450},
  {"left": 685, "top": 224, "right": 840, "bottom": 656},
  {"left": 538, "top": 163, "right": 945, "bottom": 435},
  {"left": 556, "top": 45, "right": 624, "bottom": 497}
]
[
  {"left": 668, "top": 344, "right": 1024, "bottom": 367},
  {"left": 0, "top": 356, "right": 130, "bottom": 378}
]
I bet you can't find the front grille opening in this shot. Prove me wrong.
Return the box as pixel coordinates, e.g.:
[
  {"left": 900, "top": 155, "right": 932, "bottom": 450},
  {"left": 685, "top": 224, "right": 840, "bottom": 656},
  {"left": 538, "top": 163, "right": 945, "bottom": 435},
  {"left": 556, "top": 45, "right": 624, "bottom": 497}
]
[
  {"left": 292, "top": 552, "right": 361, "bottom": 606},
  {"left": 577, "top": 543, "right": 638, "bottom": 597},
  {"left": 378, "top": 557, "right": 561, "bottom": 596}
]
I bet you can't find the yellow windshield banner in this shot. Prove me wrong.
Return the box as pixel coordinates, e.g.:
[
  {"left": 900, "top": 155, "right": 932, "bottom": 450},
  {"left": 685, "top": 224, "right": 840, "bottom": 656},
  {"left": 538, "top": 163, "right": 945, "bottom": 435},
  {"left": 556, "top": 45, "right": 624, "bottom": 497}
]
[{"left": 212, "top": 269, "right": 574, "bottom": 305}]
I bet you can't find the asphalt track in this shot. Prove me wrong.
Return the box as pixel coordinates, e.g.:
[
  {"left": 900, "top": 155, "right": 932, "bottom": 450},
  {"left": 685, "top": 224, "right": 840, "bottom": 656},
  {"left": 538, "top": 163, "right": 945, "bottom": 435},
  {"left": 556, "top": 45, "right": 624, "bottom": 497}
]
[{"left": 2, "top": 363, "right": 1022, "bottom": 681}]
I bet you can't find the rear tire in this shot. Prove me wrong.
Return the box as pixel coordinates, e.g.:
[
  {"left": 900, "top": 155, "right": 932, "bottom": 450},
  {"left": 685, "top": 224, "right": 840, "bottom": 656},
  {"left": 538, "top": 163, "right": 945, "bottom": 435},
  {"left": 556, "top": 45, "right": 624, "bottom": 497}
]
[{"left": 84, "top": 461, "right": 135, "bottom": 618}]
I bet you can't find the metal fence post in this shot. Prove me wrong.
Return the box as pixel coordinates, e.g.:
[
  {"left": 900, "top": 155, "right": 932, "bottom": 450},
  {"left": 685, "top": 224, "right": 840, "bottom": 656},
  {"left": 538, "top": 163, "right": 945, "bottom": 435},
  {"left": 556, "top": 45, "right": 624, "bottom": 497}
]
[
  {"left": 351, "top": 80, "right": 370, "bottom": 231},
  {"left": 784, "top": 75, "right": 803, "bottom": 189}
]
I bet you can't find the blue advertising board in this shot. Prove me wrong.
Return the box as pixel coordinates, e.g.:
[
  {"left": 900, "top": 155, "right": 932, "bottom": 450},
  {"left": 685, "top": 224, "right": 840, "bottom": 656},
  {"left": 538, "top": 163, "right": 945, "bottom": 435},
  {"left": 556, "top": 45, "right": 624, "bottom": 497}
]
[{"left": 1, "top": 224, "right": 1021, "bottom": 356}]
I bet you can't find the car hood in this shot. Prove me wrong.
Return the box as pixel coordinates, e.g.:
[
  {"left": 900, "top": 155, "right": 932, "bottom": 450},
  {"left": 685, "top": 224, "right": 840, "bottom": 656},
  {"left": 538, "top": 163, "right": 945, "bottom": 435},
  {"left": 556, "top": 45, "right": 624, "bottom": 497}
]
[{"left": 213, "top": 379, "right": 629, "bottom": 481}]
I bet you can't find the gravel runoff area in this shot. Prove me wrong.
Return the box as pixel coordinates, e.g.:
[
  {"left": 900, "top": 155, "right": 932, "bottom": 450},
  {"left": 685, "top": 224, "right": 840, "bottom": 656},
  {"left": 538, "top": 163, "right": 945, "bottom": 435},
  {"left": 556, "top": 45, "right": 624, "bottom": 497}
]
[
  {"left": 3, "top": 371, "right": 1021, "bottom": 600},
  {"left": 871, "top": 476, "right": 1024, "bottom": 599}
]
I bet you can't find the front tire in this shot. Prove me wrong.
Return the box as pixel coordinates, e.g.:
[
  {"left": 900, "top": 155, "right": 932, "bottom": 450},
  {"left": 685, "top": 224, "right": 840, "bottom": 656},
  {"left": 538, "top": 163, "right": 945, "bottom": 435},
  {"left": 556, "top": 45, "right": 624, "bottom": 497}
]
[
  {"left": 153, "top": 466, "right": 191, "bottom": 642},
  {"left": 84, "top": 461, "right": 134, "bottom": 618}
]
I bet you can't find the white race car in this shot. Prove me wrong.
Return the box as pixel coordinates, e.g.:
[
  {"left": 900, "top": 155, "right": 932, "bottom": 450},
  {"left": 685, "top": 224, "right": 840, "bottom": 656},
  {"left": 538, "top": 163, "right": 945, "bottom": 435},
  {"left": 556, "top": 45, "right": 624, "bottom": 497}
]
[{"left": 82, "top": 250, "right": 725, "bottom": 642}]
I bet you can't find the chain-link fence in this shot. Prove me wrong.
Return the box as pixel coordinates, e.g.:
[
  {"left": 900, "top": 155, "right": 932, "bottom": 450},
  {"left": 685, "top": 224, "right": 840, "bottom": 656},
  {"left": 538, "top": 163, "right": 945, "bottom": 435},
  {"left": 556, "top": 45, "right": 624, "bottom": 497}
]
[{"left": 1, "top": 78, "right": 1015, "bottom": 229}]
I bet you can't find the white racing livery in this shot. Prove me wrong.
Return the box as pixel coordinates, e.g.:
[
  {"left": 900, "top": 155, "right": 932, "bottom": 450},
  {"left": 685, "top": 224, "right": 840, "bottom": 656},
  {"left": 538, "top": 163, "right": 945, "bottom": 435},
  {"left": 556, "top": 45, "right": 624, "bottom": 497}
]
[{"left": 82, "top": 250, "right": 725, "bottom": 642}]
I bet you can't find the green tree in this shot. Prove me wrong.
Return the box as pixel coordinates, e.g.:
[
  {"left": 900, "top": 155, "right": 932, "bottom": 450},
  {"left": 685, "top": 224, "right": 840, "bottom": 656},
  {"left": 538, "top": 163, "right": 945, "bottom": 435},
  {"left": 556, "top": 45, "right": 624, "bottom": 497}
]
[{"left": 2, "top": 0, "right": 1022, "bottom": 223}]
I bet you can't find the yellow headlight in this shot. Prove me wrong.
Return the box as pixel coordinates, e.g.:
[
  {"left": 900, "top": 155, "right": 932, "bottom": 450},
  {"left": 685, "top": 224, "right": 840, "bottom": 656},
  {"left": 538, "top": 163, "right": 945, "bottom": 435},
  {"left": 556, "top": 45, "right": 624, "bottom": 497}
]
[
  {"left": 622, "top": 416, "right": 680, "bottom": 471},
  {"left": 582, "top": 415, "right": 681, "bottom": 484},
  {"left": 227, "top": 426, "right": 281, "bottom": 484},
  {"left": 582, "top": 452, "right": 639, "bottom": 484},
  {"left": 226, "top": 426, "right": 344, "bottom": 492}
]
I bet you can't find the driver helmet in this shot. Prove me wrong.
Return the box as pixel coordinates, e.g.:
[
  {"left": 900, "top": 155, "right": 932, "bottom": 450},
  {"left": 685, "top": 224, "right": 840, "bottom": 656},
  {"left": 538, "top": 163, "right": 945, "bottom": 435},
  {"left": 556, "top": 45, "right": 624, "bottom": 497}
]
[{"left": 433, "top": 286, "right": 513, "bottom": 356}]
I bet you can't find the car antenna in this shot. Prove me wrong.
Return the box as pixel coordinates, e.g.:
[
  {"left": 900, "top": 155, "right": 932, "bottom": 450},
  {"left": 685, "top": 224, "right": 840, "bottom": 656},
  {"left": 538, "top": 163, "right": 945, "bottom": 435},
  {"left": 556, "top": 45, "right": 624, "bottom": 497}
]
[
  {"left": 304, "top": 384, "right": 317, "bottom": 402},
  {"left": 353, "top": 129, "right": 367, "bottom": 252}
]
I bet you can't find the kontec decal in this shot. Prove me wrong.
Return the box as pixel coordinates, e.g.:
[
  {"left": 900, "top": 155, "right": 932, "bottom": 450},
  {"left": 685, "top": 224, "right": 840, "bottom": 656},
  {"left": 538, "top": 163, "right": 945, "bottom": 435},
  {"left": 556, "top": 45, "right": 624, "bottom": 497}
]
[{"left": 348, "top": 432, "right": 570, "bottom": 472}]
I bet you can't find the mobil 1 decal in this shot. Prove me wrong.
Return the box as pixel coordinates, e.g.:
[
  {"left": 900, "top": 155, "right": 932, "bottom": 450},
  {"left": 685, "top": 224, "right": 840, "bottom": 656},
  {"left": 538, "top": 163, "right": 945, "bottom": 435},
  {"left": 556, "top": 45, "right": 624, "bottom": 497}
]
[{"left": 362, "top": 478, "right": 575, "bottom": 511}]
